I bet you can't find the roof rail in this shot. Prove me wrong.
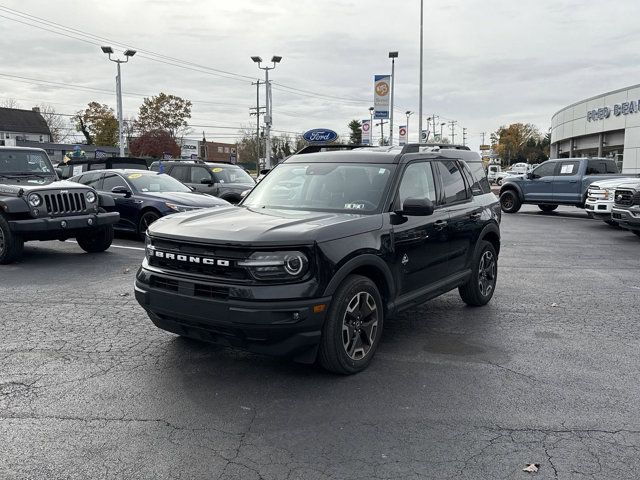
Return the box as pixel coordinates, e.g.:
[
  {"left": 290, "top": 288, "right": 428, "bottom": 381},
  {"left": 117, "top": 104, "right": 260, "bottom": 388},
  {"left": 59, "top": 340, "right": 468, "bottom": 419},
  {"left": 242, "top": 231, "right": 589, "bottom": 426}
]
[
  {"left": 399, "top": 143, "right": 471, "bottom": 154},
  {"left": 295, "top": 144, "right": 372, "bottom": 155}
]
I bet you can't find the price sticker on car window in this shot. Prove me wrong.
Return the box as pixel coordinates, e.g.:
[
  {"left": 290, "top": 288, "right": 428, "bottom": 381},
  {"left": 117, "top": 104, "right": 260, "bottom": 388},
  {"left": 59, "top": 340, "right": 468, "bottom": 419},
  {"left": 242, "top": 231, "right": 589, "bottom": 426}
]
[
  {"left": 128, "top": 173, "right": 142, "bottom": 179},
  {"left": 344, "top": 203, "right": 366, "bottom": 210}
]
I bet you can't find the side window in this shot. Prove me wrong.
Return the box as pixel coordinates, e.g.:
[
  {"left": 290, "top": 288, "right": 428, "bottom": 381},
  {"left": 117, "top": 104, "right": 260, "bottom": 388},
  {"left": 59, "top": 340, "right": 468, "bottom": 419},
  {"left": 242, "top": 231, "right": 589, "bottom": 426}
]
[
  {"left": 464, "top": 162, "right": 491, "bottom": 195},
  {"left": 169, "top": 165, "right": 189, "bottom": 183},
  {"left": 586, "top": 160, "right": 607, "bottom": 175},
  {"left": 558, "top": 160, "right": 580, "bottom": 176},
  {"left": 436, "top": 160, "right": 470, "bottom": 204},
  {"left": 605, "top": 160, "right": 619, "bottom": 174},
  {"left": 102, "top": 173, "right": 127, "bottom": 192},
  {"left": 397, "top": 162, "right": 437, "bottom": 207},
  {"left": 532, "top": 162, "right": 556, "bottom": 179},
  {"left": 191, "top": 166, "right": 212, "bottom": 183},
  {"left": 78, "top": 172, "right": 102, "bottom": 189}
]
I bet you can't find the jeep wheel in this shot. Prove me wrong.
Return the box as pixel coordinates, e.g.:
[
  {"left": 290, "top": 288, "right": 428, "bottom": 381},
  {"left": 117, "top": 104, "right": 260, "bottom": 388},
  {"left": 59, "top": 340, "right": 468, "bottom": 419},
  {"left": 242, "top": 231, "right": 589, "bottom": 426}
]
[
  {"left": 459, "top": 241, "right": 498, "bottom": 307},
  {"left": 319, "top": 275, "right": 383, "bottom": 375},
  {"left": 538, "top": 204, "right": 558, "bottom": 213},
  {"left": 0, "top": 215, "right": 24, "bottom": 264},
  {"left": 76, "top": 224, "right": 114, "bottom": 253},
  {"left": 138, "top": 211, "right": 160, "bottom": 239},
  {"left": 496, "top": 178, "right": 503, "bottom": 186},
  {"left": 500, "top": 190, "right": 521, "bottom": 213}
]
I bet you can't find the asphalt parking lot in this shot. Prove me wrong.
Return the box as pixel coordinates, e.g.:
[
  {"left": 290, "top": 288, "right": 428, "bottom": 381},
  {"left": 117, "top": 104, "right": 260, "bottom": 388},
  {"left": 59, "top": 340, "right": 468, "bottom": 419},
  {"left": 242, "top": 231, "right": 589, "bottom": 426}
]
[{"left": 1, "top": 206, "right": 639, "bottom": 480}]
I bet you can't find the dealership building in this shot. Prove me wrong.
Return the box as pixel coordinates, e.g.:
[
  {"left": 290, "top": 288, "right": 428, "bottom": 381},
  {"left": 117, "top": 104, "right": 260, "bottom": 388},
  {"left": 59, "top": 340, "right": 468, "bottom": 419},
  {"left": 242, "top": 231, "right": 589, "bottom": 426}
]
[{"left": 550, "top": 84, "right": 640, "bottom": 174}]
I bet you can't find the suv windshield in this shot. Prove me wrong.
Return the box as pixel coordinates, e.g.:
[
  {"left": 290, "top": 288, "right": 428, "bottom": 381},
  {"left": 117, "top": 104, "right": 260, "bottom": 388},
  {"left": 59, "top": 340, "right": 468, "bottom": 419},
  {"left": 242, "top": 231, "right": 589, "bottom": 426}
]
[
  {"left": 0, "top": 150, "right": 54, "bottom": 174},
  {"left": 126, "top": 172, "right": 191, "bottom": 193},
  {"left": 208, "top": 164, "right": 254, "bottom": 185},
  {"left": 243, "top": 162, "right": 395, "bottom": 214}
]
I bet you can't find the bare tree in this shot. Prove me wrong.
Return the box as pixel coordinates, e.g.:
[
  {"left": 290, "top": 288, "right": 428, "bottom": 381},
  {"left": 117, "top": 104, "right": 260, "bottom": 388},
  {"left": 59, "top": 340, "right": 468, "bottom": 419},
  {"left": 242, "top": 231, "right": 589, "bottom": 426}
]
[
  {"left": 38, "top": 104, "right": 69, "bottom": 143},
  {"left": 0, "top": 98, "right": 20, "bottom": 109}
]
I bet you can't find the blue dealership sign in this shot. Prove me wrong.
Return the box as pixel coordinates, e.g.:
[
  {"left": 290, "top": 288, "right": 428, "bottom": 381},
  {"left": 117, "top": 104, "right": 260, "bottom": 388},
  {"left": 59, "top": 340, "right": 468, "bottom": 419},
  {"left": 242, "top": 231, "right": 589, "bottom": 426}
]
[{"left": 303, "top": 128, "right": 338, "bottom": 143}]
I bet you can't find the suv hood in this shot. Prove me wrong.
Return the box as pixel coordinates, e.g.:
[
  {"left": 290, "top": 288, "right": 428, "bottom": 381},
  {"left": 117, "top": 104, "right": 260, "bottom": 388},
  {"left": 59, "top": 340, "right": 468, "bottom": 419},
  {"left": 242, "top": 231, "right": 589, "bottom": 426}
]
[
  {"left": 0, "top": 177, "right": 88, "bottom": 196},
  {"left": 148, "top": 206, "right": 383, "bottom": 245},
  {"left": 591, "top": 177, "right": 639, "bottom": 189},
  {"left": 142, "top": 191, "right": 229, "bottom": 207}
]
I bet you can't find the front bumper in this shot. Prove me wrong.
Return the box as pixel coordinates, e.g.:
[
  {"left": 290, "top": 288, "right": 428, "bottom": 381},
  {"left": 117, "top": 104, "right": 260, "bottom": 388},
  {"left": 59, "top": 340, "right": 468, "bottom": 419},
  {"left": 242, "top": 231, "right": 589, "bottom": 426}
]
[
  {"left": 134, "top": 266, "right": 331, "bottom": 362},
  {"left": 585, "top": 200, "right": 613, "bottom": 218},
  {"left": 611, "top": 207, "right": 640, "bottom": 230},
  {"left": 9, "top": 212, "right": 120, "bottom": 232}
]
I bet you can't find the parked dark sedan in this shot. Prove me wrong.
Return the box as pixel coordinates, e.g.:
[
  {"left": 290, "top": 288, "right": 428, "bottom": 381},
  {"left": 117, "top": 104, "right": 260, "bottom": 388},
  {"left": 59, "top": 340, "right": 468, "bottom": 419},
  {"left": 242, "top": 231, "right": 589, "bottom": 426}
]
[{"left": 69, "top": 169, "right": 229, "bottom": 238}]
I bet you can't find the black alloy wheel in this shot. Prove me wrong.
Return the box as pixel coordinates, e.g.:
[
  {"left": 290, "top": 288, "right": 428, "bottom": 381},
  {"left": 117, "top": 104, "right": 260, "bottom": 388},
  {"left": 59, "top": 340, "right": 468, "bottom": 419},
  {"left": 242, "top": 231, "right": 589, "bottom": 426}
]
[
  {"left": 500, "top": 191, "right": 521, "bottom": 213},
  {"left": 319, "top": 275, "right": 384, "bottom": 374},
  {"left": 138, "top": 211, "right": 160, "bottom": 239},
  {"left": 459, "top": 241, "right": 498, "bottom": 306}
]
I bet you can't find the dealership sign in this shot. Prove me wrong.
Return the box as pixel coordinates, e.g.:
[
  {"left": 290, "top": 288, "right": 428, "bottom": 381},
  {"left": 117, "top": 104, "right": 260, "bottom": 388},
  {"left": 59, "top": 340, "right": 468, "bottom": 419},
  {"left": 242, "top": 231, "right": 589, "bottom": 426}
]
[
  {"left": 303, "top": 128, "right": 338, "bottom": 143},
  {"left": 587, "top": 100, "right": 640, "bottom": 121}
]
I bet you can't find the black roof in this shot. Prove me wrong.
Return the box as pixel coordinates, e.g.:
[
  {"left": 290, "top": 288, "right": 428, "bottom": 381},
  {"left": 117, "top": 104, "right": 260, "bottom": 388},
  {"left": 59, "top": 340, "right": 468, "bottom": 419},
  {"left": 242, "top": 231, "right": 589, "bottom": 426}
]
[{"left": 0, "top": 108, "right": 51, "bottom": 136}]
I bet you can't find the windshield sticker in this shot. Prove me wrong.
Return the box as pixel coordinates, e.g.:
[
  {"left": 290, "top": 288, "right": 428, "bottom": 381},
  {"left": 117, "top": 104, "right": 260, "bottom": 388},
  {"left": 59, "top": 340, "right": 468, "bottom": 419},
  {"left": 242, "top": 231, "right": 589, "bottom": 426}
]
[
  {"left": 344, "top": 203, "right": 366, "bottom": 210},
  {"left": 378, "top": 168, "right": 386, "bottom": 175},
  {"left": 212, "top": 168, "right": 223, "bottom": 173},
  {"left": 128, "top": 173, "right": 143, "bottom": 179}
]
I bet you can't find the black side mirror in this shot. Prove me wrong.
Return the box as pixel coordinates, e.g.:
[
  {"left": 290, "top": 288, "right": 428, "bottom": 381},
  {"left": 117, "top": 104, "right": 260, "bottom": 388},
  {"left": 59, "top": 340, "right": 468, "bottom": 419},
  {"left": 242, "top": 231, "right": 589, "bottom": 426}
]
[
  {"left": 111, "top": 186, "right": 132, "bottom": 197},
  {"left": 399, "top": 197, "right": 435, "bottom": 216},
  {"left": 200, "top": 178, "right": 213, "bottom": 185}
]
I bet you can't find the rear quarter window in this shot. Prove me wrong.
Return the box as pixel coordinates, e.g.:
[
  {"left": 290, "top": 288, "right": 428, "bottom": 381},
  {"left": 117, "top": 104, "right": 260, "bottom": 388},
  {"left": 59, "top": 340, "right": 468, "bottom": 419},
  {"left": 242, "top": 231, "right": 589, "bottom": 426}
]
[{"left": 465, "top": 162, "right": 491, "bottom": 195}]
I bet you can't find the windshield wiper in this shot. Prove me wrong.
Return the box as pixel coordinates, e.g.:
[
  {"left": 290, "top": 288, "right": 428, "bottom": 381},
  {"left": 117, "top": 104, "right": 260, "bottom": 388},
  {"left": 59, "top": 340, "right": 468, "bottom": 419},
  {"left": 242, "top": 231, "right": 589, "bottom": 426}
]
[{"left": 4, "top": 172, "right": 51, "bottom": 179}]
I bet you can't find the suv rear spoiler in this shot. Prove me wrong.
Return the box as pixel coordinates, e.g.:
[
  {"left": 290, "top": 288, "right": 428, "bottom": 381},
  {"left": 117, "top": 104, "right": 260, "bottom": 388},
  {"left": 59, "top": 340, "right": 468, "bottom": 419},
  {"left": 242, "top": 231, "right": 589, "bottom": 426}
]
[{"left": 400, "top": 143, "right": 471, "bottom": 154}]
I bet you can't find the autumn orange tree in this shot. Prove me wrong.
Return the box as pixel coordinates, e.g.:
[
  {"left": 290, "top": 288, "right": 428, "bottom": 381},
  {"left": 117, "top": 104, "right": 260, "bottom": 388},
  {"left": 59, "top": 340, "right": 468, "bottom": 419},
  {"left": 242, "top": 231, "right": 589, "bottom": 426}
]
[{"left": 129, "top": 129, "right": 180, "bottom": 159}]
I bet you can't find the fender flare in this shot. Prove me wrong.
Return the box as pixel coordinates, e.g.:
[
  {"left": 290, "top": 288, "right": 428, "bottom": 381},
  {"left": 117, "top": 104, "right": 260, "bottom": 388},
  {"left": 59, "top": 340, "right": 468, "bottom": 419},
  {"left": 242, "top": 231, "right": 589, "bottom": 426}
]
[
  {"left": 323, "top": 254, "right": 396, "bottom": 299},
  {"left": 0, "top": 197, "right": 30, "bottom": 214},
  {"left": 475, "top": 221, "right": 501, "bottom": 257},
  {"left": 98, "top": 194, "right": 115, "bottom": 208},
  {"left": 499, "top": 183, "right": 524, "bottom": 202}
]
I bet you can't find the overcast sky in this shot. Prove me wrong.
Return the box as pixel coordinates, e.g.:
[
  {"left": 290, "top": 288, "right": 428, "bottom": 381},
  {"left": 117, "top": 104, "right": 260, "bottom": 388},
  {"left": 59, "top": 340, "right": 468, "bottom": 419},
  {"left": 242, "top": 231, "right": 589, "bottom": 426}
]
[{"left": 1, "top": 0, "right": 640, "bottom": 150}]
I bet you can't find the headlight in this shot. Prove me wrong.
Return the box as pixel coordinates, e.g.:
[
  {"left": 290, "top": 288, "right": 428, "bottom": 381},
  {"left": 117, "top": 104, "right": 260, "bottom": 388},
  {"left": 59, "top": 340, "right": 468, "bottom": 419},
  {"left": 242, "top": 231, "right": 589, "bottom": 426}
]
[
  {"left": 238, "top": 251, "right": 309, "bottom": 280},
  {"left": 27, "top": 193, "right": 42, "bottom": 207},
  {"left": 85, "top": 191, "right": 96, "bottom": 203},
  {"left": 165, "top": 203, "right": 200, "bottom": 212}
]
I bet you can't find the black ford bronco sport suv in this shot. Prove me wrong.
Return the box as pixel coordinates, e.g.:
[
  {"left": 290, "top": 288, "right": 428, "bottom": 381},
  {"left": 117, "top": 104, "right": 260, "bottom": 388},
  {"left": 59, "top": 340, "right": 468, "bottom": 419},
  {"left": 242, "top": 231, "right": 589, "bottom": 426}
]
[
  {"left": 135, "top": 144, "right": 501, "bottom": 374},
  {"left": 0, "top": 147, "right": 120, "bottom": 264}
]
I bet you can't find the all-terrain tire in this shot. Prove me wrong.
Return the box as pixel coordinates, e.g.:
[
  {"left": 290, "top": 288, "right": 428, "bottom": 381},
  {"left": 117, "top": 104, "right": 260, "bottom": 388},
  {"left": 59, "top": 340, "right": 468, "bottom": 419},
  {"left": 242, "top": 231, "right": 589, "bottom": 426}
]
[
  {"left": 76, "top": 224, "right": 114, "bottom": 253},
  {"left": 500, "top": 190, "right": 521, "bottom": 213},
  {"left": 0, "top": 214, "right": 24, "bottom": 264},
  {"left": 538, "top": 204, "right": 558, "bottom": 213}
]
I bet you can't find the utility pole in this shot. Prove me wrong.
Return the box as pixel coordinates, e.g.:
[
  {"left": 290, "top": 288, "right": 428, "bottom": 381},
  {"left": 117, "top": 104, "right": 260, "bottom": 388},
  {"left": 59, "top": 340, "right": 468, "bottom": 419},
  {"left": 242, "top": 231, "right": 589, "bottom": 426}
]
[
  {"left": 462, "top": 127, "right": 467, "bottom": 146},
  {"left": 376, "top": 120, "right": 389, "bottom": 145},
  {"left": 449, "top": 120, "right": 457, "bottom": 144},
  {"left": 389, "top": 51, "right": 398, "bottom": 145},
  {"left": 250, "top": 80, "right": 265, "bottom": 174},
  {"left": 418, "top": 0, "right": 424, "bottom": 143},
  {"left": 481, "top": 132, "right": 486, "bottom": 146},
  {"left": 251, "top": 55, "right": 282, "bottom": 169},
  {"left": 431, "top": 114, "right": 439, "bottom": 142}
]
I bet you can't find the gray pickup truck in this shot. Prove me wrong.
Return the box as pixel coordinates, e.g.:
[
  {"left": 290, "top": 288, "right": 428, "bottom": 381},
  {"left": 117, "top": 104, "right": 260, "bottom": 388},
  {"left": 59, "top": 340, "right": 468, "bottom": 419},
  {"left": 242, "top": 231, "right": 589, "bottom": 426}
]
[{"left": 499, "top": 157, "right": 627, "bottom": 213}]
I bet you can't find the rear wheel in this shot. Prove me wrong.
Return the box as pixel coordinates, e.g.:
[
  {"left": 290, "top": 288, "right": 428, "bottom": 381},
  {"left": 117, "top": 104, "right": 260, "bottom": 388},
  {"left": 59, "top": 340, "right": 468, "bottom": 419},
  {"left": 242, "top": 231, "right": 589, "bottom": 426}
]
[
  {"left": 76, "top": 224, "right": 114, "bottom": 253},
  {"left": 500, "top": 190, "right": 521, "bottom": 213},
  {"left": 459, "top": 241, "right": 498, "bottom": 307},
  {"left": 538, "top": 204, "right": 558, "bottom": 213},
  {"left": 319, "top": 275, "right": 383, "bottom": 375},
  {"left": 138, "top": 211, "right": 160, "bottom": 240},
  {"left": 496, "top": 178, "right": 503, "bottom": 186},
  {"left": 0, "top": 215, "right": 24, "bottom": 264}
]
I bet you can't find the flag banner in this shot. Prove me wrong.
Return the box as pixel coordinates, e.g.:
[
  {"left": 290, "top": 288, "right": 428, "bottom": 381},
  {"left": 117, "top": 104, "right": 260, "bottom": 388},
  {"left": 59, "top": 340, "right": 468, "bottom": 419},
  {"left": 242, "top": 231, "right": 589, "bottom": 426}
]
[
  {"left": 374, "top": 75, "right": 390, "bottom": 119},
  {"left": 361, "top": 119, "right": 372, "bottom": 145},
  {"left": 94, "top": 149, "right": 108, "bottom": 159},
  {"left": 421, "top": 129, "right": 430, "bottom": 143},
  {"left": 398, "top": 125, "right": 407, "bottom": 145}
]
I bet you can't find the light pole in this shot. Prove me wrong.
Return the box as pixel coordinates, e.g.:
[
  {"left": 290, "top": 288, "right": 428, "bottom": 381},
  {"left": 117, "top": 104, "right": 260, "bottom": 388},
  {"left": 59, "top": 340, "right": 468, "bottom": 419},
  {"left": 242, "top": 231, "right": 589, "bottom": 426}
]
[
  {"left": 388, "top": 51, "right": 398, "bottom": 145},
  {"left": 418, "top": 0, "right": 424, "bottom": 143},
  {"left": 251, "top": 55, "right": 282, "bottom": 168},
  {"left": 405, "top": 111, "right": 412, "bottom": 144},
  {"left": 440, "top": 122, "right": 446, "bottom": 142},
  {"left": 101, "top": 46, "right": 136, "bottom": 157},
  {"left": 368, "top": 107, "right": 374, "bottom": 145}
]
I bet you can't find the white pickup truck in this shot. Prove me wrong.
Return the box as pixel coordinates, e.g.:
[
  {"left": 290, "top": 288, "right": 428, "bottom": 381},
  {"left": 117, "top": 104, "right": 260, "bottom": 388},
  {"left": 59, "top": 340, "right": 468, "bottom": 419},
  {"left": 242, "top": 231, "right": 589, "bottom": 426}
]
[{"left": 585, "top": 177, "right": 637, "bottom": 225}]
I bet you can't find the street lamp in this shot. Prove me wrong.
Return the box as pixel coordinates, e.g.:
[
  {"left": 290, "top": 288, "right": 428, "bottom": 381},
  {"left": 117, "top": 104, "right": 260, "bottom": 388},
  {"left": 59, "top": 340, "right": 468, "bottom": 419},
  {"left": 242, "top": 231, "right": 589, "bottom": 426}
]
[
  {"left": 405, "top": 111, "right": 412, "bottom": 144},
  {"left": 388, "top": 51, "right": 398, "bottom": 145},
  {"left": 440, "top": 122, "right": 446, "bottom": 142},
  {"left": 101, "top": 46, "right": 135, "bottom": 157},
  {"left": 251, "top": 55, "right": 282, "bottom": 168},
  {"left": 368, "top": 107, "right": 374, "bottom": 145}
]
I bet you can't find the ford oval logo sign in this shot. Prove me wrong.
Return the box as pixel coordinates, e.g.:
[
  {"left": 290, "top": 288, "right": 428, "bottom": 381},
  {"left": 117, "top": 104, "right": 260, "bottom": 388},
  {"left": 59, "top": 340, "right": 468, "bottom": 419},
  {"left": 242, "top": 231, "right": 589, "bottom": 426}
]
[{"left": 303, "top": 128, "right": 338, "bottom": 143}]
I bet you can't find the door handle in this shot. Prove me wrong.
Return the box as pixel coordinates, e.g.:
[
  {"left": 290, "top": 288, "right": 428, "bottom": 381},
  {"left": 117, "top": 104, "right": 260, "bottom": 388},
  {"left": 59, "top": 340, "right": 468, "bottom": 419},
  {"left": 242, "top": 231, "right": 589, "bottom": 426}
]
[
  {"left": 469, "top": 212, "right": 481, "bottom": 220},
  {"left": 434, "top": 220, "right": 448, "bottom": 231},
  {"left": 569, "top": 180, "right": 578, "bottom": 183}
]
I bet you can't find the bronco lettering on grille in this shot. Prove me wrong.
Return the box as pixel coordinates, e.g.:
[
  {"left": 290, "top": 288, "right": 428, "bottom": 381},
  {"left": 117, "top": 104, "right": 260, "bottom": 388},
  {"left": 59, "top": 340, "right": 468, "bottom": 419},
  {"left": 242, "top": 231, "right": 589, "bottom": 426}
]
[{"left": 151, "top": 250, "right": 230, "bottom": 267}]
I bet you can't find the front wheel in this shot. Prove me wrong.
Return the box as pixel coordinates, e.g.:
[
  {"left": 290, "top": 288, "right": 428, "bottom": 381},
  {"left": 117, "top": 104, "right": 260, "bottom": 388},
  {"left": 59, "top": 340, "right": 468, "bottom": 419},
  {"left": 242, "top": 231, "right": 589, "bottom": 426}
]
[
  {"left": 538, "top": 204, "right": 558, "bottom": 213},
  {"left": 0, "top": 215, "right": 24, "bottom": 264},
  {"left": 500, "top": 190, "right": 521, "bottom": 213},
  {"left": 318, "top": 275, "right": 383, "bottom": 375},
  {"left": 459, "top": 241, "right": 498, "bottom": 307},
  {"left": 76, "top": 225, "right": 114, "bottom": 253},
  {"left": 496, "top": 178, "right": 503, "bottom": 186},
  {"left": 138, "top": 211, "right": 160, "bottom": 240}
]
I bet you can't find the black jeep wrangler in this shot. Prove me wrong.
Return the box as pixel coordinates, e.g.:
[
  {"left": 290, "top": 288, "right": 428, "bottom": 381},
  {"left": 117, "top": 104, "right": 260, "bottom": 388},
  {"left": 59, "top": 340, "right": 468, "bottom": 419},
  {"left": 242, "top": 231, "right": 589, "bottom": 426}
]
[
  {"left": 0, "top": 147, "right": 120, "bottom": 264},
  {"left": 135, "top": 144, "right": 501, "bottom": 374}
]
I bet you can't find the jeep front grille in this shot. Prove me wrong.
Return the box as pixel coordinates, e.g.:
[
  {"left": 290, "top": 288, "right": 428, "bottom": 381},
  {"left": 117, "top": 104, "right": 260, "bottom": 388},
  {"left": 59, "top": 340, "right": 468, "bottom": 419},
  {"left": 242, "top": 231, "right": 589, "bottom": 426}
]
[
  {"left": 614, "top": 189, "right": 635, "bottom": 207},
  {"left": 43, "top": 192, "right": 87, "bottom": 215}
]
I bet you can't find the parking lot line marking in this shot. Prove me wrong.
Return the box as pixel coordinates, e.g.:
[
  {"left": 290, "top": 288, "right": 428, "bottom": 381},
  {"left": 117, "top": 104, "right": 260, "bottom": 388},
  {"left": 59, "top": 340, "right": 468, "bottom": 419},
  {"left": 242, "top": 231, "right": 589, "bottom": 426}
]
[{"left": 65, "top": 240, "right": 145, "bottom": 251}]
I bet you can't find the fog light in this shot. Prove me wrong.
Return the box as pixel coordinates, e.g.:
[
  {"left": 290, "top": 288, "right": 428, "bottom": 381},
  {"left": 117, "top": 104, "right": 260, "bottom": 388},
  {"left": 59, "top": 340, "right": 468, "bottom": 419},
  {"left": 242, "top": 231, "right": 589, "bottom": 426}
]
[
  {"left": 88, "top": 218, "right": 94, "bottom": 226},
  {"left": 33, "top": 209, "right": 39, "bottom": 217},
  {"left": 292, "top": 312, "right": 300, "bottom": 321},
  {"left": 61, "top": 220, "right": 67, "bottom": 228}
]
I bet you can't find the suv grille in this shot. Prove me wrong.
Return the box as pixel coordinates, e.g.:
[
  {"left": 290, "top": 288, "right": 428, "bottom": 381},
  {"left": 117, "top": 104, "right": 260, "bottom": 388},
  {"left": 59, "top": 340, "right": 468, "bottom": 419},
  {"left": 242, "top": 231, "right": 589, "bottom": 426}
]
[
  {"left": 614, "top": 189, "right": 637, "bottom": 207},
  {"left": 44, "top": 192, "right": 87, "bottom": 215}
]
